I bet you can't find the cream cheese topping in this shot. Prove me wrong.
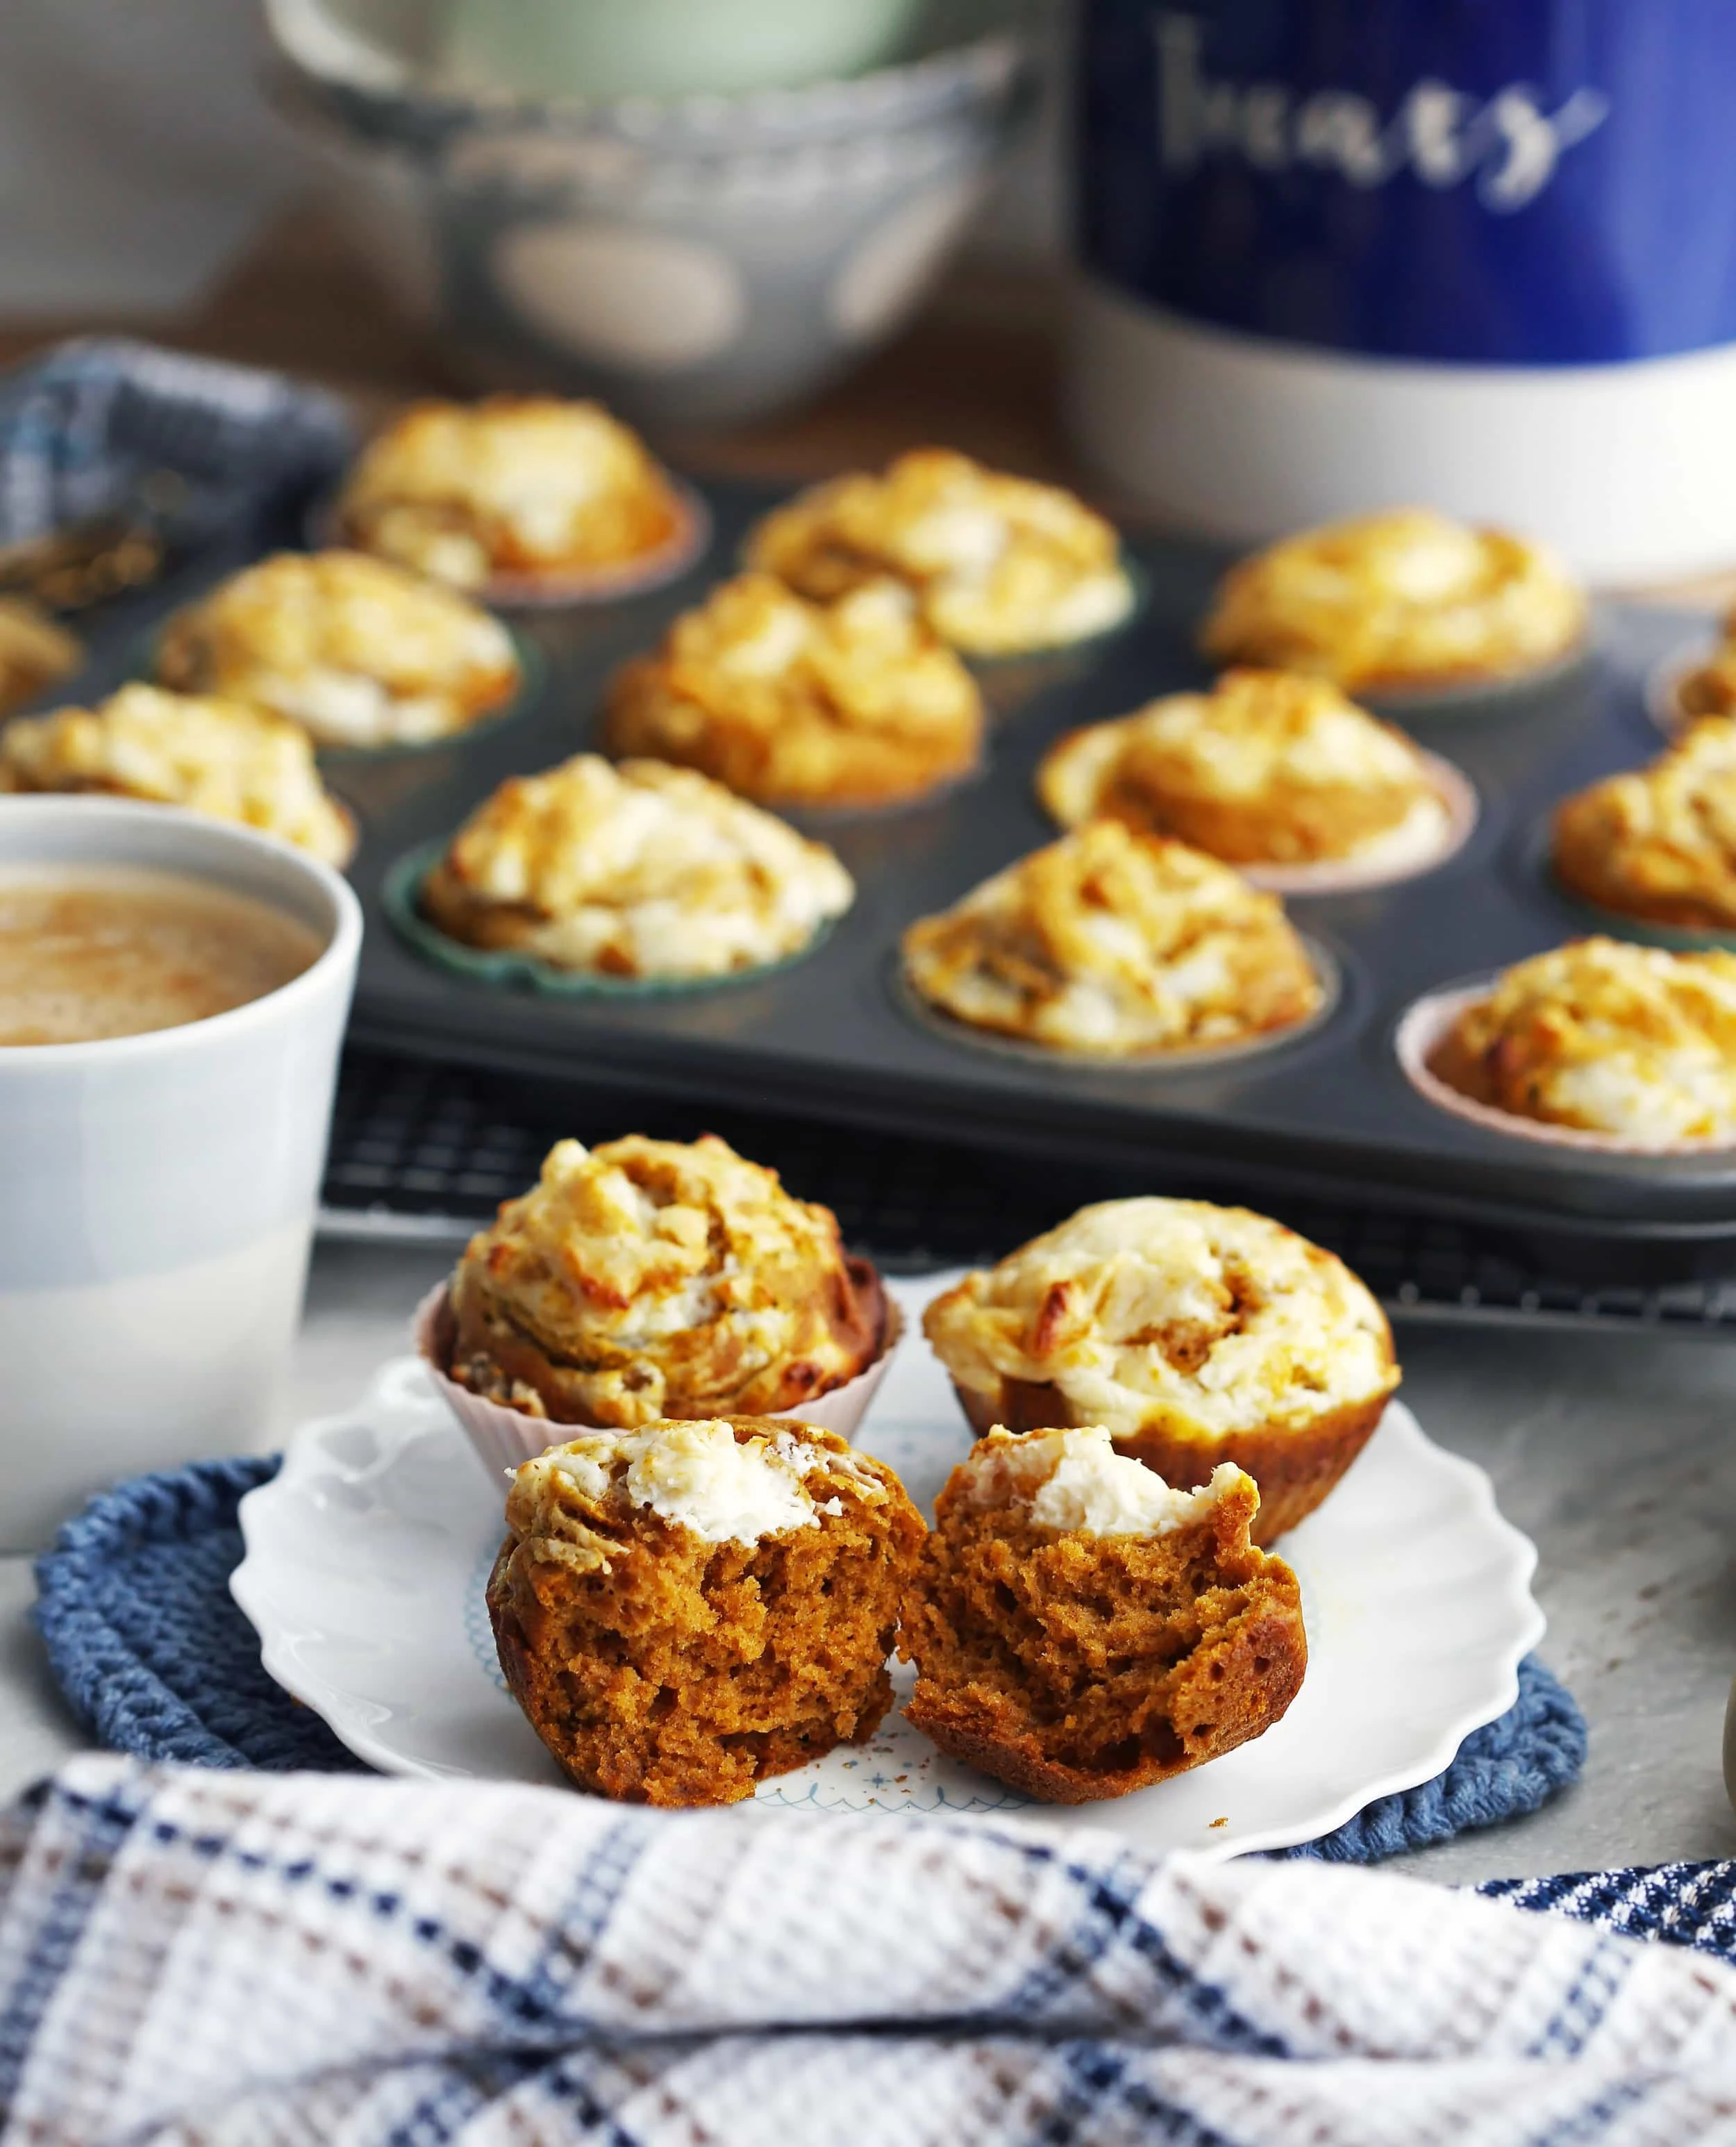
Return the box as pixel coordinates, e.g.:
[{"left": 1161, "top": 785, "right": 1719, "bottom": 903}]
[
  {"left": 523, "top": 1418, "right": 880, "bottom": 1545},
  {"left": 960, "top": 1425, "right": 1246, "bottom": 1536}
]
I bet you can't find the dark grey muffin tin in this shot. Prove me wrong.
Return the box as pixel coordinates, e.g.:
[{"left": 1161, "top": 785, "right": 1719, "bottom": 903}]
[{"left": 66, "top": 479, "right": 1736, "bottom": 1269}]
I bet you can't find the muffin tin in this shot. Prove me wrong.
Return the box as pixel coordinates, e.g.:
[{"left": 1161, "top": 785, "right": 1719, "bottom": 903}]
[{"left": 69, "top": 478, "right": 1736, "bottom": 1273}]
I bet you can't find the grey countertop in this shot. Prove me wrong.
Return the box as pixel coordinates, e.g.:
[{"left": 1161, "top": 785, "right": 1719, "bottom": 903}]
[{"left": 6, "top": 1237, "right": 1735, "bottom": 1884}]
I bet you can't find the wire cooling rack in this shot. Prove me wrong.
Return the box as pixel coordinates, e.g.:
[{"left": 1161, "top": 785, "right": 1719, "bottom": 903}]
[{"left": 319, "top": 1047, "right": 1736, "bottom": 1334}]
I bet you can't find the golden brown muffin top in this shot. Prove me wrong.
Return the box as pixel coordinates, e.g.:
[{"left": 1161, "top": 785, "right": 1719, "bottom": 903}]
[
  {"left": 158, "top": 549, "right": 519, "bottom": 749},
  {"left": 0, "top": 597, "right": 81, "bottom": 718},
  {"left": 924, "top": 1197, "right": 1397, "bottom": 1442},
  {"left": 449, "top": 1134, "right": 883, "bottom": 1426},
  {"left": 1200, "top": 508, "right": 1585, "bottom": 693},
  {"left": 336, "top": 395, "right": 684, "bottom": 588},
  {"left": 1553, "top": 718, "right": 1736, "bottom": 929},
  {"left": 424, "top": 754, "right": 853, "bottom": 978},
  {"left": 603, "top": 572, "right": 983, "bottom": 806},
  {"left": 744, "top": 447, "right": 1137, "bottom": 656},
  {"left": 0, "top": 683, "right": 353, "bottom": 865},
  {"left": 1430, "top": 937, "right": 1736, "bottom": 1143},
  {"left": 505, "top": 1415, "right": 899, "bottom": 1555},
  {"left": 1037, "top": 667, "right": 1445, "bottom": 865},
  {"left": 901, "top": 820, "right": 1322, "bottom": 1055}
]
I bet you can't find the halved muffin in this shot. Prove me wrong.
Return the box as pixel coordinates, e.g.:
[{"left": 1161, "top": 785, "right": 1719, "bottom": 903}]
[
  {"left": 603, "top": 572, "right": 983, "bottom": 809},
  {"left": 923, "top": 1197, "right": 1399, "bottom": 1544},
  {"left": 1426, "top": 938, "right": 1736, "bottom": 1145},
  {"left": 1552, "top": 719, "right": 1736, "bottom": 932},
  {"left": 900, "top": 820, "right": 1322, "bottom": 1057},
  {"left": 157, "top": 549, "right": 521, "bottom": 749},
  {"left": 444, "top": 1133, "right": 888, "bottom": 1429},
  {"left": 1038, "top": 668, "right": 1451, "bottom": 868},
  {"left": 419, "top": 754, "right": 852, "bottom": 980},
  {"left": 335, "top": 395, "right": 692, "bottom": 594},
  {"left": 0, "top": 683, "right": 354, "bottom": 865},
  {"left": 745, "top": 448, "right": 1137, "bottom": 657},
  {"left": 901, "top": 1427, "right": 1305, "bottom": 1801},
  {"left": 1199, "top": 508, "right": 1585, "bottom": 695},
  {"left": 490, "top": 1416, "right": 925, "bottom": 1805}
]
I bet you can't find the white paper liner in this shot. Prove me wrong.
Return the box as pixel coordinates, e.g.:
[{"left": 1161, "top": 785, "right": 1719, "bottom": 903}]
[
  {"left": 1240, "top": 754, "right": 1478, "bottom": 895},
  {"left": 413, "top": 1281, "right": 904, "bottom": 1481},
  {"left": 1395, "top": 979, "right": 1736, "bottom": 1156},
  {"left": 1645, "top": 638, "right": 1721, "bottom": 739}
]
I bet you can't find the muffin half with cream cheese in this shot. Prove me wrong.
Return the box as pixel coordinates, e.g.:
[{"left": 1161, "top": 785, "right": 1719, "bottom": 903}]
[
  {"left": 490, "top": 1416, "right": 924, "bottom": 1805},
  {"left": 902, "top": 1426, "right": 1305, "bottom": 1800}
]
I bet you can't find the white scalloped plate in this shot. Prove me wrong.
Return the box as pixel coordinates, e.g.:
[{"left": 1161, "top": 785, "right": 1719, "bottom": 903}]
[{"left": 232, "top": 1273, "right": 1543, "bottom": 1859}]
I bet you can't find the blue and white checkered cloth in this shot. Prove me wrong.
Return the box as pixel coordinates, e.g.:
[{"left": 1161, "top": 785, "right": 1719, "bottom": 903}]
[
  {"left": 0, "top": 337, "right": 353, "bottom": 549},
  {"left": 2, "top": 1757, "right": 1735, "bottom": 2145}
]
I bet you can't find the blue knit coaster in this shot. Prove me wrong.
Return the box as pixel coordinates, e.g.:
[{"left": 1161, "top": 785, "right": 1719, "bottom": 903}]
[{"left": 34, "top": 1457, "right": 1587, "bottom": 1853}]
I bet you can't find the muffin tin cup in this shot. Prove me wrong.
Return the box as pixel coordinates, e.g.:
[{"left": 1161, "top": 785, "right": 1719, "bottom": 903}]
[
  {"left": 412, "top": 1282, "right": 906, "bottom": 1479},
  {"left": 1356, "top": 637, "right": 1596, "bottom": 724},
  {"left": 133, "top": 622, "right": 546, "bottom": 763},
  {"left": 1395, "top": 977, "right": 1736, "bottom": 1157},
  {"left": 968, "top": 556, "right": 1152, "bottom": 718},
  {"left": 1644, "top": 638, "right": 1721, "bottom": 740},
  {"left": 381, "top": 839, "right": 842, "bottom": 1000},
  {"left": 892, "top": 932, "right": 1344, "bottom": 1072},
  {"left": 310, "top": 483, "right": 712, "bottom": 610}
]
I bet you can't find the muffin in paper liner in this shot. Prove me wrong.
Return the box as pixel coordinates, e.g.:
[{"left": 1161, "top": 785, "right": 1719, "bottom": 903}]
[
  {"left": 313, "top": 484, "right": 711, "bottom": 611},
  {"left": 1395, "top": 978, "right": 1736, "bottom": 1157},
  {"left": 414, "top": 1280, "right": 905, "bottom": 1479}
]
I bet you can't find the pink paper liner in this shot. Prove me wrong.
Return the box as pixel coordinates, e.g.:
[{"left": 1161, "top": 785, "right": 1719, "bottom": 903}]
[
  {"left": 1395, "top": 979, "right": 1736, "bottom": 1156},
  {"left": 412, "top": 1282, "right": 904, "bottom": 1481},
  {"left": 1240, "top": 753, "right": 1478, "bottom": 895},
  {"left": 315, "top": 481, "right": 711, "bottom": 609}
]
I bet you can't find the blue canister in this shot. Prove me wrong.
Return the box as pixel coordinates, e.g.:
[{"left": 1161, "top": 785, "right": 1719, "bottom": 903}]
[{"left": 1067, "top": 1, "right": 1736, "bottom": 579}]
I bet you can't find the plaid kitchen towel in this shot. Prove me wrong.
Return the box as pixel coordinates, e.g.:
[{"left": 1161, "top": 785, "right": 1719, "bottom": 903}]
[
  {"left": 1, "top": 1755, "right": 1734, "bottom": 2146},
  {"left": 0, "top": 337, "right": 353, "bottom": 549}
]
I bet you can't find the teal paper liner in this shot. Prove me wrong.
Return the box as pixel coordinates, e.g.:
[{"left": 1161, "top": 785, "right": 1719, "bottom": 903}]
[{"left": 382, "top": 839, "right": 840, "bottom": 1000}]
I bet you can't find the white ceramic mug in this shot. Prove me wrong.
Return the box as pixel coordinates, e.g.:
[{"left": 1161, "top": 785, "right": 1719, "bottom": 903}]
[{"left": 0, "top": 797, "right": 362, "bottom": 1550}]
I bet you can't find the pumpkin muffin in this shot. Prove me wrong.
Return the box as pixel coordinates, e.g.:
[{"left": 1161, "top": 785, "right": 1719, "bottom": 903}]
[
  {"left": 490, "top": 1416, "right": 924, "bottom": 1805},
  {"left": 901, "top": 1427, "right": 1306, "bottom": 1802},
  {"left": 1038, "top": 668, "right": 1451, "bottom": 868},
  {"left": 1553, "top": 719, "right": 1736, "bottom": 931},
  {"left": 744, "top": 447, "right": 1137, "bottom": 657},
  {"left": 335, "top": 395, "right": 692, "bottom": 594},
  {"left": 0, "top": 597, "right": 80, "bottom": 718},
  {"left": 444, "top": 1134, "right": 887, "bottom": 1429},
  {"left": 1200, "top": 508, "right": 1585, "bottom": 695},
  {"left": 419, "top": 754, "right": 852, "bottom": 980},
  {"left": 0, "top": 683, "right": 353, "bottom": 865},
  {"left": 1426, "top": 938, "right": 1736, "bottom": 1145},
  {"left": 924, "top": 1197, "right": 1399, "bottom": 1545},
  {"left": 603, "top": 572, "right": 983, "bottom": 809},
  {"left": 900, "top": 821, "right": 1323, "bottom": 1058},
  {"left": 157, "top": 549, "right": 521, "bottom": 749}
]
